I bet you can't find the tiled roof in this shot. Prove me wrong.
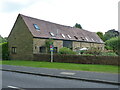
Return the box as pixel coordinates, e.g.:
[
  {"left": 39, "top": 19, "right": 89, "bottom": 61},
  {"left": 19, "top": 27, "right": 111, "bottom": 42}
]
[{"left": 20, "top": 14, "right": 104, "bottom": 43}]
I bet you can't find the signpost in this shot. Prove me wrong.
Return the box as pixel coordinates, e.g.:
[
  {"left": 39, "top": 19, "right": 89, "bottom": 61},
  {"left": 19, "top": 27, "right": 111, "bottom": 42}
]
[{"left": 50, "top": 45, "right": 54, "bottom": 62}]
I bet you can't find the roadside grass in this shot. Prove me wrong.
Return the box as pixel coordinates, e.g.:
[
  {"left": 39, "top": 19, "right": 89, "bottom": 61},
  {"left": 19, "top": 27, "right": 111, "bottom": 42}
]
[{"left": 1, "top": 60, "right": 119, "bottom": 74}]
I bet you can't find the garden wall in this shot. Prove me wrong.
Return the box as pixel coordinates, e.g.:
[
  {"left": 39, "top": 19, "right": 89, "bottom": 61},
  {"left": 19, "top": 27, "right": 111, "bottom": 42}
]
[{"left": 33, "top": 54, "right": 119, "bottom": 66}]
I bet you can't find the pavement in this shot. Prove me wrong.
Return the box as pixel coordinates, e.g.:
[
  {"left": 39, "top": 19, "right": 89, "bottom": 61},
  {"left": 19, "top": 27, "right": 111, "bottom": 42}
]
[{"left": 1, "top": 65, "right": 120, "bottom": 85}]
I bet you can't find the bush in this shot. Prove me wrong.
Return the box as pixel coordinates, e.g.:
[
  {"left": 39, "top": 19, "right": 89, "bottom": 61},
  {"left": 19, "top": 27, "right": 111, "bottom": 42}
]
[
  {"left": 2, "top": 42, "right": 9, "bottom": 60},
  {"left": 84, "top": 47, "right": 101, "bottom": 55},
  {"left": 100, "top": 52, "right": 118, "bottom": 56},
  {"left": 59, "top": 47, "right": 76, "bottom": 55},
  {"left": 105, "top": 37, "right": 120, "bottom": 55}
]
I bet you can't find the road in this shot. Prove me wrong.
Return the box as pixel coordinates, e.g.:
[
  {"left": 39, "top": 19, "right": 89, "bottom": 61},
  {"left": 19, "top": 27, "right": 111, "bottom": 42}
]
[{"left": 2, "top": 71, "right": 119, "bottom": 89}]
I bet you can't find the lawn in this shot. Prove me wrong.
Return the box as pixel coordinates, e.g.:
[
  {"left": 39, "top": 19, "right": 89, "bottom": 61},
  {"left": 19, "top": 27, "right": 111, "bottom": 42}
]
[{"left": 1, "top": 60, "right": 119, "bottom": 74}]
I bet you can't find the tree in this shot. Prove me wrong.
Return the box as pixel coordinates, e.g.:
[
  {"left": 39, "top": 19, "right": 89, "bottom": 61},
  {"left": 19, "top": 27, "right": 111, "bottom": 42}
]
[
  {"left": 105, "top": 36, "right": 120, "bottom": 55},
  {"left": 104, "top": 29, "right": 119, "bottom": 41},
  {"left": 74, "top": 23, "right": 82, "bottom": 29},
  {"left": 44, "top": 39, "right": 54, "bottom": 53},
  {"left": 1, "top": 42, "right": 9, "bottom": 60},
  {"left": 96, "top": 32, "right": 105, "bottom": 41},
  {"left": 0, "top": 35, "right": 7, "bottom": 43}
]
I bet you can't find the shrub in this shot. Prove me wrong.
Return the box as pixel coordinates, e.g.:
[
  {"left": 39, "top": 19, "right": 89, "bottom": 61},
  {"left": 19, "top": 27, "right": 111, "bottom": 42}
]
[
  {"left": 100, "top": 52, "right": 118, "bottom": 56},
  {"left": 59, "top": 47, "right": 76, "bottom": 55},
  {"left": 105, "top": 36, "right": 120, "bottom": 55},
  {"left": 84, "top": 47, "right": 101, "bottom": 55},
  {"left": 2, "top": 42, "right": 9, "bottom": 60}
]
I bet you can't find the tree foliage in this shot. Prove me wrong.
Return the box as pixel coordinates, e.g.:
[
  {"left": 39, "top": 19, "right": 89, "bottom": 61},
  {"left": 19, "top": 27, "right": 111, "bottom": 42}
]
[
  {"left": 0, "top": 35, "right": 7, "bottom": 43},
  {"left": 104, "top": 29, "right": 119, "bottom": 41},
  {"left": 74, "top": 23, "right": 82, "bottom": 29},
  {"left": 96, "top": 32, "right": 104, "bottom": 41},
  {"left": 44, "top": 39, "right": 54, "bottom": 53},
  {"left": 1, "top": 42, "right": 9, "bottom": 60},
  {"left": 105, "top": 37, "right": 120, "bottom": 55}
]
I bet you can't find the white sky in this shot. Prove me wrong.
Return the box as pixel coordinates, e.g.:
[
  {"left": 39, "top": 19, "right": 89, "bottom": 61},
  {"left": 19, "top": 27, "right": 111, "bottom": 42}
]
[{"left": 0, "top": 0, "right": 119, "bottom": 37}]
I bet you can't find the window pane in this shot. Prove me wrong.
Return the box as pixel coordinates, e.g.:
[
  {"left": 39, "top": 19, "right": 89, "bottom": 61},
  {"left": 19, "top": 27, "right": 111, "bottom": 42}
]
[
  {"left": 33, "top": 24, "right": 40, "bottom": 30},
  {"left": 39, "top": 47, "right": 46, "bottom": 53}
]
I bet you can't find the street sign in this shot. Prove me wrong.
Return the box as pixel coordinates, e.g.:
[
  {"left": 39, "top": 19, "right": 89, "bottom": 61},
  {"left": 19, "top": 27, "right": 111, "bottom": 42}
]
[
  {"left": 50, "top": 45, "right": 54, "bottom": 52},
  {"left": 50, "top": 44, "right": 54, "bottom": 62}
]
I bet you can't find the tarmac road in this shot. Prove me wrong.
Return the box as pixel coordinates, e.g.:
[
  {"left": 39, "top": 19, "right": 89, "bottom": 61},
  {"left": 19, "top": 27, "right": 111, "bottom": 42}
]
[{"left": 2, "top": 71, "right": 119, "bottom": 89}]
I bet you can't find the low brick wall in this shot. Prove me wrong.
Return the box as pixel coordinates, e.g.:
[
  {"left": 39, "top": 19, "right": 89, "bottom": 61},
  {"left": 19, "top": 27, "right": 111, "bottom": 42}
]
[{"left": 33, "top": 54, "right": 119, "bottom": 66}]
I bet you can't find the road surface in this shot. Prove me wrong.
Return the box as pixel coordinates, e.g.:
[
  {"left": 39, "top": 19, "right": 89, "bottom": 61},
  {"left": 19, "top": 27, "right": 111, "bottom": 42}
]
[{"left": 2, "top": 71, "right": 119, "bottom": 89}]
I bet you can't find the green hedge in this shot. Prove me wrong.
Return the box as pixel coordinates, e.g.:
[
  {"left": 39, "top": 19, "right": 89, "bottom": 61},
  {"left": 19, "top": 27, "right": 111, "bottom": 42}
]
[
  {"left": 33, "top": 54, "right": 119, "bottom": 66},
  {"left": 59, "top": 47, "right": 76, "bottom": 54},
  {"left": 1, "top": 42, "right": 9, "bottom": 60}
]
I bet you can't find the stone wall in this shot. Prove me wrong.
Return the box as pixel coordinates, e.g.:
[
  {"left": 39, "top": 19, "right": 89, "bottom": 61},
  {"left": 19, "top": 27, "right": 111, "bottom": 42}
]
[
  {"left": 8, "top": 15, "right": 33, "bottom": 60},
  {"left": 73, "top": 41, "right": 104, "bottom": 51},
  {"left": 33, "top": 38, "right": 63, "bottom": 53}
]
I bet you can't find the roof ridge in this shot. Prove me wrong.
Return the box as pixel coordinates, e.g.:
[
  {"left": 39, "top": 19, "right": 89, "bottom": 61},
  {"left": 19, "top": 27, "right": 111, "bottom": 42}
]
[{"left": 20, "top": 14, "right": 75, "bottom": 29}]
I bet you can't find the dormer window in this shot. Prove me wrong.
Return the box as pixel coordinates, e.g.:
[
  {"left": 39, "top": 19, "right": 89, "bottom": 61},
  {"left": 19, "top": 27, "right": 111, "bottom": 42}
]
[
  {"left": 50, "top": 32, "right": 55, "bottom": 37},
  {"left": 33, "top": 24, "right": 40, "bottom": 30},
  {"left": 61, "top": 34, "right": 65, "bottom": 38},
  {"left": 67, "top": 34, "right": 71, "bottom": 39}
]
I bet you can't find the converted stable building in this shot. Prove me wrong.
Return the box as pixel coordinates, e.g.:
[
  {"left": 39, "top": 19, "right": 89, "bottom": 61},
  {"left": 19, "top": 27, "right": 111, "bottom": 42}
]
[{"left": 8, "top": 14, "right": 104, "bottom": 60}]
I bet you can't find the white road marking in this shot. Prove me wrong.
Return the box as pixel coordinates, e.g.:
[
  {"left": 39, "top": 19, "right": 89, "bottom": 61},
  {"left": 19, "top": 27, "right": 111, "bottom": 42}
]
[
  {"left": 8, "top": 85, "right": 19, "bottom": 89},
  {"left": 60, "top": 72, "right": 75, "bottom": 75}
]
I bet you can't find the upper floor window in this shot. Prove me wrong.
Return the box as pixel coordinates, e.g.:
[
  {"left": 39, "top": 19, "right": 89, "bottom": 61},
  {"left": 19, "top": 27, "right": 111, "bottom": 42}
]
[{"left": 33, "top": 24, "right": 40, "bottom": 30}]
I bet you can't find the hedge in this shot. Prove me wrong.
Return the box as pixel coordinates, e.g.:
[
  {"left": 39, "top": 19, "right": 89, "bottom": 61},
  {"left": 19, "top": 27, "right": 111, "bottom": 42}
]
[{"left": 33, "top": 54, "right": 119, "bottom": 66}]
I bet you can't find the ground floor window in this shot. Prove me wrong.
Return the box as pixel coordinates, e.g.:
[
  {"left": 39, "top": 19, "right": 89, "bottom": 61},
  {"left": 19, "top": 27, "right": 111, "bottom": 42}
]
[
  {"left": 39, "top": 46, "right": 46, "bottom": 53},
  {"left": 54, "top": 47, "right": 58, "bottom": 53},
  {"left": 11, "top": 47, "right": 17, "bottom": 54}
]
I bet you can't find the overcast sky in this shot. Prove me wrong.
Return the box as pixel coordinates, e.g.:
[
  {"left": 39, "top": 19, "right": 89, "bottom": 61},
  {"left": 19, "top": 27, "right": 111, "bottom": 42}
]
[{"left": 0, "top": 0, "right": 119, "bottom": 37}]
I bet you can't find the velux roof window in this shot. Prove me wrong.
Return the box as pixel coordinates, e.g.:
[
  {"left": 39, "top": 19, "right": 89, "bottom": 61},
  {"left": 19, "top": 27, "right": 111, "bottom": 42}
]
[
  {"left": 33, "top": 24, "right": 40, "bottom": 30},
  {"left": 61, "top": 34, "right": 65, "bottom": 38},
  {"left": 67, "top": 34, "right": 71, "bottom": 39},
  {"left": 85, "top": 37, "right": 89, "bottom": 41},
  {"left": 50, "top": 32, "right": 55, "bottom": 37},
  {"left": 91, "top": 38, "right": 94, "bottom": 42},
  {"left": 74, "top": 36, "right": 78, "bottom": 39}
]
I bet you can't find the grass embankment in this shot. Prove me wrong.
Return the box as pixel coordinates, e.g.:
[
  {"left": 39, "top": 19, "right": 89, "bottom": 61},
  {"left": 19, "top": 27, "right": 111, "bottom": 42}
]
[{"left": 1, "top": 60, "right": 119, "bottom": 74}]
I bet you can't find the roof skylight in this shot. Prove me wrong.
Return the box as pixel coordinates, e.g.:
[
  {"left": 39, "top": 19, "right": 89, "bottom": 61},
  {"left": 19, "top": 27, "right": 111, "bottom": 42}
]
[
  {"left": 91, "top": 38, "right": 94, "bottom": 42},
  {"left": 81, "top": 37, "right": 84, "bottom": 40},
  {"left": 33, "top": 24, "right": 40, "bottom": 30},
  {"left": 74, "top": 36, "right": 78, "bottom": 39},
  {"left": 61, "top": 34, "right": 65, "bottom": 38},
  {"left": 67, "top": 35, "right": 71, "bottom": 38},
  {"left": 50, "top": 32, "right": 55, "bottom": 37},
  {"left": 85, "top": 37, "right": 89, "bottom": 41}
]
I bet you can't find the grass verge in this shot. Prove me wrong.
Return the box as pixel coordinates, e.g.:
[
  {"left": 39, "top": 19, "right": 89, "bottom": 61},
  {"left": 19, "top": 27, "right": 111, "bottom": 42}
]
[{"left": 1, "top": 60, "right": 119, "bottom": 74}]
